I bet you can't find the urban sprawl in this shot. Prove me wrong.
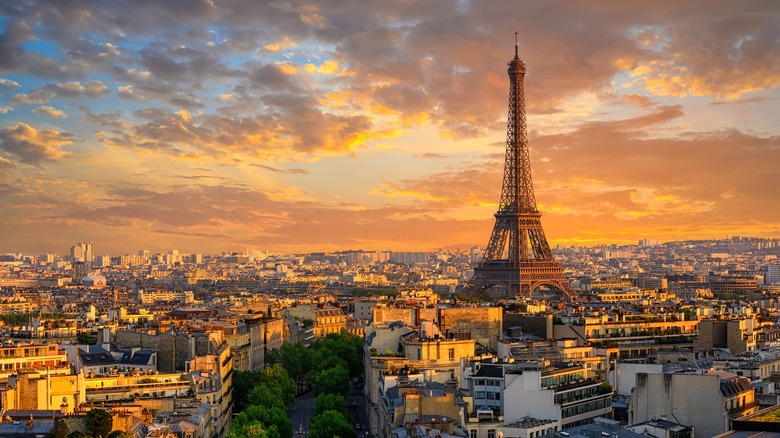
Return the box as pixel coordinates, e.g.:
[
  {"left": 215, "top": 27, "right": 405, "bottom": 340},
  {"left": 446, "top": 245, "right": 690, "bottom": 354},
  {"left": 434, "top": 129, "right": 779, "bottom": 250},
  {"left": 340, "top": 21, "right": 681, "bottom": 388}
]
[{"left": 2, "top": 236, "right": 780, "bottom": 438}]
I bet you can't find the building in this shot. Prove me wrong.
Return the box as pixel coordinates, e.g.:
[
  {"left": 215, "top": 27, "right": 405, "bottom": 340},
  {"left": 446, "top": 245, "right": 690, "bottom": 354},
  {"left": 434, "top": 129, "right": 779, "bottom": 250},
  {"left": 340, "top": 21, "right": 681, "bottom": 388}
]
[
  {"left": 695, "top": 318, "right": 758, "bottom": 354},
  {"left": 365, "top": 320, "right": 476, "bottom": 438},
  {"left": 630, "top": 369, "right": 758, "bottom": 438},
  {"left": 70, "top": 241, "right": 94, "bottom": 264},
  {"left": 313, "top": 304, "right": 346, "bottom": 338},
  {"left": 0, "top": 370, "right": 86, "bottom": 413},
  {"left": 767, "top": 264, "right": 780, "bottom": 285},
  {"left": 0, "top": 342, "right": 70, "bottom": 383},
  {"left": 461, "top": 358, "right": 612, "bottom": 430}
]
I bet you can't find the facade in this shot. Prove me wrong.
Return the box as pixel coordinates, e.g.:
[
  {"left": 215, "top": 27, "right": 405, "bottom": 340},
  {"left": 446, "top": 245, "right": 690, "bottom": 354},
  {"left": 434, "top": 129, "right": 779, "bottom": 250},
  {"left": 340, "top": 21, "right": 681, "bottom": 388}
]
[
  {"left": 695, "top": 318, "right": 758, "bottom": 353},
  {"left": 313, "top": 304, "right": 346, "bottom": 338},
  {"left": 70, "top": 241, "right": 94, "bottom": 263},
  {"left": 630, "top": 370, "right": 758, "bottom": 438},
  {"left": 461, "top": 358, "right": 612, "bottom": 430},
  {"left": 1, "top": 370, "right": 86, "bottom": 413},
  {"left": 366, "top": 321, "right": 476, "bottom": 438},
  {"left": 84, "top": 372, "right": 189, "bottom": 401},
  {"left": 439, "top": 306, "right": 503, "bottom": 349},
  {"left": 0, "top": 342, "right": 70, "bottom": 382},
  {"left": 403, "top": 321, "right": 476, "bottom": 362},
  {"left": 139, "top": 290, "right": 195, "bottom": 304},
  {"left": 768, "top": 264, "right": 780, "bottom": 285}
]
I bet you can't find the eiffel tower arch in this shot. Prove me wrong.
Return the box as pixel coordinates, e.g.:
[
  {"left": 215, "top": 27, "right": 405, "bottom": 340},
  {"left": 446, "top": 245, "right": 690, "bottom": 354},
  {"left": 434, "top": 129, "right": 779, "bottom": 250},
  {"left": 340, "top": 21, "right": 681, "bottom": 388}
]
[{"left": 468, "top": 38, "right": 577, "bottom": 302}]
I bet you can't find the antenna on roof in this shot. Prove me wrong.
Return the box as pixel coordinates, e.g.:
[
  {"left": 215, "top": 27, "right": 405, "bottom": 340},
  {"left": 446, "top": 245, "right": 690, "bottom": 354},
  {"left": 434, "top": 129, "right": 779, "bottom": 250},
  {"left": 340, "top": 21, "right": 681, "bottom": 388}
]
[{"left": 514, "top": 32, "right": 518, "bottom": 57}]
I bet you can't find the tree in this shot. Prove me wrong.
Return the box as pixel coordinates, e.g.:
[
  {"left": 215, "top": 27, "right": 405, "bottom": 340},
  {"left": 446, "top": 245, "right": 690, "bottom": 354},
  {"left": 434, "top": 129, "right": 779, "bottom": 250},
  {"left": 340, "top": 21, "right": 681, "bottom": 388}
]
[
  {"left": 233, "top": 370, "right": 263, "bottom": 412},
  {"left": 314, "top": 393, "right": 349, "bottom": 417},
  {"left": 258, "top": 364, "right": 296, "bottom": 406},
  {"left": 312, "top": 331, "right": 363, "bottom": 378},
  {"left": 85, "top": 408, "right": 112, "bottom": 438},
  {"left": 266, "top": 343, "right": 313, "bottom": 386},
  {"left": 239, "top": 405, "right": 292, "bottom": 438},
  {"left": 227, "top": 420, "right": 275, "bottom": 438},
  {"left": 311, "top": 364, "right": 349, "bottom": 396},
  {"left": 248, "top": 384, "right": 285, "bottom": 410},
  {"left": 309, "top": 410, "right": 355, "bottom": 438},
  {"left": 76, "top": 333, "right": 97, "bottom": 345},
  {"left": 52, "top": 419, "right": 69, "bottom": 438}
]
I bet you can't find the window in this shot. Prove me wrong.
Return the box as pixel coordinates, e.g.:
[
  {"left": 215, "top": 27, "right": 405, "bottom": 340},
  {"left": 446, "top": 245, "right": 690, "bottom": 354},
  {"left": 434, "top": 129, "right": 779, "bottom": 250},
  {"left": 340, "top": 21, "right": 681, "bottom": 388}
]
[
  {"left": 449, "top": 348, "right": 455, "bottom": 360},
  {"left": 488, "top": 430, "right": 496, "bottom": 438},
  {"left": 475, "top": 391, "right": 486, "bottom": 399},
  {"left": 470, "top": 430, "right": 477, "bottom": 438}
]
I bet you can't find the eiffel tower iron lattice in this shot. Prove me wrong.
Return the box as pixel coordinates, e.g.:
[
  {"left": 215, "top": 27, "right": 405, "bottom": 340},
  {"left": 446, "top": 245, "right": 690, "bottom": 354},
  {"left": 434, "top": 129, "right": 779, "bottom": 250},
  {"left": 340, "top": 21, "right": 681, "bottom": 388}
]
[{"left": 469, "top": 39, "right": 576, "bottom": 301}]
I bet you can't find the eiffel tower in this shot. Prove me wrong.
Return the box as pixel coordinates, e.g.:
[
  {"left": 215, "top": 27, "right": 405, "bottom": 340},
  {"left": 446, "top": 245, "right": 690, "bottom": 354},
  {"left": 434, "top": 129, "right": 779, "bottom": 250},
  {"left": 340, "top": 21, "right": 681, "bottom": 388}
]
[{"left": 469, "top": 37, "right": 576, "bottom": 301}]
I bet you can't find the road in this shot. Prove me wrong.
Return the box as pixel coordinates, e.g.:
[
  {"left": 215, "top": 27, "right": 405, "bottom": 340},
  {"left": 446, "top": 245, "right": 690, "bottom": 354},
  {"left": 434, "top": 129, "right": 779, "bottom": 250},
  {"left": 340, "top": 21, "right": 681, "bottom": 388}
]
[
  {"left": 347, "top": 388, "right": 369, "bottom": 436},
  {"left": 289, "top": 391, "right": 315, "bottom": 436},
  {"left": 289, "top": 388, "right": 370, "bottom": 437}
]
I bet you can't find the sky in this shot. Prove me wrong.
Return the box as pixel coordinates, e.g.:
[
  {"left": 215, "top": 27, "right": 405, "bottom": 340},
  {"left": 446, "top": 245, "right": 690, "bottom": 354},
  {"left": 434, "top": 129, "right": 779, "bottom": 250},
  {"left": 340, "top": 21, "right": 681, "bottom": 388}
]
[{"left": 1, "top": 0, "right": 779, "bottom": 256}]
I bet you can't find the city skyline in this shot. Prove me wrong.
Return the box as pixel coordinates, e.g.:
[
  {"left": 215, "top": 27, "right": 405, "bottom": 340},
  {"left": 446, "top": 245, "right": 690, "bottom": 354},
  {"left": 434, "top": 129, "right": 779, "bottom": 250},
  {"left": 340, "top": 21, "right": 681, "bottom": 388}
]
[{"left": 1, "top": 1, "right": 779, "bottom": 255}]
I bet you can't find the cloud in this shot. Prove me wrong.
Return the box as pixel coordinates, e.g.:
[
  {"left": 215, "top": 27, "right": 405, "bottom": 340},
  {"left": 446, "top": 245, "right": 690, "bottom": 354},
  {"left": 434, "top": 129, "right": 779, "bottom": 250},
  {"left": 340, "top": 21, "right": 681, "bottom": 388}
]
[
  {"left": 708, "top": 96, "right": 779, "bottom": 106},
  {"left": 251, "top": 164, "right": 310, "bottom": 175},
  {"left": 417, "top": 153, "right": 447, "bottom": 159},
  {"left": 11, "top": 90, "right": 51, "bottom": 105},
  {"left": 0, "top": 78, "right": 20, "bottom": 89},
  {"left": 1, "top": 0, "right": 779, "bottom": 253},
  {"left": 33, "top": 105, "right": 68, "bottom": 118},
  {"left": 0, "top": 123, "right": 73, "bottom": 165}
]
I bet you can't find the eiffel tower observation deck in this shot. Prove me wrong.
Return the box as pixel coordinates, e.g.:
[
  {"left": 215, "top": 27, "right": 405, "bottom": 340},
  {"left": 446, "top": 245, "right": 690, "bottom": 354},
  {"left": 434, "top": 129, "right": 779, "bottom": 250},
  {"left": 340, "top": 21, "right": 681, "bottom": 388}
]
[{"left": 469, "top": 37, "right": 576, "bottom": 301}]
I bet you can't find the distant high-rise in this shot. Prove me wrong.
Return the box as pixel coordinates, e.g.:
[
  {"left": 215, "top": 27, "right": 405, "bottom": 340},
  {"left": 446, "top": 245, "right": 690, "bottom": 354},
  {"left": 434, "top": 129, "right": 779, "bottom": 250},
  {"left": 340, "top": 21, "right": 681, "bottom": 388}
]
[
  {"left": 69, "top": 241, "right": 94, "bottom": 264},
  {"left": 468, "top": 38, "right": 575, "bottom": 301},
  {"left": 768, "top": 264, "right": 780, "bottom": 285}
]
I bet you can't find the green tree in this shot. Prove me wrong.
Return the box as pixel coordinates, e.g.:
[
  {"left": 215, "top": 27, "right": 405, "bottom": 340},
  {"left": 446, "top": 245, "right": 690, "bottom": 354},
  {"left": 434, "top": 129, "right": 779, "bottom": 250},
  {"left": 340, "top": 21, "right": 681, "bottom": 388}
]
[
  {"left": 76, "top": 333, "right": 97, "bottom": 345},
  {"left": 258, "top": 364, "right": 296, "bottom": 406},
  {"left": 52, "top": 419, "right": 69, "bottom": 438},
  {"left": 85, "top": 408, "right": 112, "bottom": 438},
  {"left": 266, "top": 343, "right": 313, "bottom": 386},
  {"left": 309, "top": 410, "right": 355, "bottom": 438},
  {"left": 227, "top": 420, "right": 276, "bottom": 438},
  {"left": 314, "top": 393, "right": 349, "bottom": 417},
  {"left": 312, "top": 331, "right": 363, "bottom": 378},
  {"left": 233, "top": 370, "right": 263, "bottom": 412},
  {"left": 239, "top": 405, "right": 292, "bottom": 438},
  {"left": 311, "top": 364, "right": 350, "bottom": 396}
]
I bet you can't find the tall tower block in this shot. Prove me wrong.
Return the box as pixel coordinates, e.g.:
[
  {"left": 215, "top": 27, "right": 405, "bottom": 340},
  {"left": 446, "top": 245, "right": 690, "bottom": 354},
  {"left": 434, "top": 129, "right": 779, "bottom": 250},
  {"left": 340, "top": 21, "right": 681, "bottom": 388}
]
[{"left": 469, "top": 39, "right": 575, "bottom": 301}]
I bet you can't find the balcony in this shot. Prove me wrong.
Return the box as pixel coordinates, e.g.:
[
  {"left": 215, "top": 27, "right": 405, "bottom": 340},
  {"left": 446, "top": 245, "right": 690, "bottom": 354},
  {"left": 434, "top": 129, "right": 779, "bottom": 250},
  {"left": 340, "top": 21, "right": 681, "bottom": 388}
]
[
  {"left": 728, "top": 400, "right": 760, "bottom": 417},
  {"left": 553, "top": 378, "right": 601, "bottom": 392}
]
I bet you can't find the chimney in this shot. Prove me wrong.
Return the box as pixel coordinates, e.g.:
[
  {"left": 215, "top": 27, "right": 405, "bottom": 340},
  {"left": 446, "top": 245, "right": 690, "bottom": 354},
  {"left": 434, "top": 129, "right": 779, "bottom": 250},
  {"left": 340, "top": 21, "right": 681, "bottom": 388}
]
[{"left": 101, "top": 327, "right": 111, "bottom": 351}]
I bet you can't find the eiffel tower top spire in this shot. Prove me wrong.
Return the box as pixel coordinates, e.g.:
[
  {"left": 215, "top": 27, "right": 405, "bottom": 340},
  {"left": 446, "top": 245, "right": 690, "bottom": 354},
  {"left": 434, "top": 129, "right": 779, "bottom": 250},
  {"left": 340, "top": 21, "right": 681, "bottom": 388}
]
[{"left": 501, "top": 35, "right": 534, "bottom": 217}]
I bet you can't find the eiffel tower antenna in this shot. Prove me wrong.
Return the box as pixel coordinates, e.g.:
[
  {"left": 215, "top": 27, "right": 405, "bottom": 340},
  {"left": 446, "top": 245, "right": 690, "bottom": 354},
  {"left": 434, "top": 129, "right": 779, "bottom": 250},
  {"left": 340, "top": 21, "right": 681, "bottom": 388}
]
[{"left": 468, "top": 37, "right": 576, "bottom": 301}]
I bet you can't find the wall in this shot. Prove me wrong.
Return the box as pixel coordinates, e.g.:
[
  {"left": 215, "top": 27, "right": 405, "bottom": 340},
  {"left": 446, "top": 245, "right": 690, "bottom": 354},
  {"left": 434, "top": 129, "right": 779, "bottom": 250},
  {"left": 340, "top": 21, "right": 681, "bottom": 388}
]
[
  {"left": 631, "top": 372, "right": 727, "bottom": 438},
  {"left": 502, "top": 371, "right": 558, "bottom": 423},
  {"left": 438, "top": 307, "right": 502, "bottom": 349},
  {"left": 503, "top": 313, "right": 554, "bottom": 339}
]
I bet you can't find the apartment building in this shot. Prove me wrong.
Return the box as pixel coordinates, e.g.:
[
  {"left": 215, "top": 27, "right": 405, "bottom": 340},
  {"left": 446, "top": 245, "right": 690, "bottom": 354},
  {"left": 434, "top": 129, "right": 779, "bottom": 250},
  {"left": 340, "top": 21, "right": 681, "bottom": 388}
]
[
  {"left": 0, "top": 342, "right": 70, "bottom": 382},
  {"left": 460, "top": 358, "right": 612, "bottom": 430},
  {"left": 630, "top": 369, "right": 758, "bottom": 437}
]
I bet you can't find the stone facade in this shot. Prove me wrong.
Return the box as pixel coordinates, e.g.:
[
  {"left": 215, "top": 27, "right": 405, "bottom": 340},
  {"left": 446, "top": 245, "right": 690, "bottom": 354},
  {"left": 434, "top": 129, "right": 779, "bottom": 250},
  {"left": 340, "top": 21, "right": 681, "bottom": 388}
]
[
  {"left": 114, "top": 331, "right": 196, "bottom": 373},
  {"left": 695, "top": 318, "right": 758, "bottom": 353},
  {"left": 438, "top": 306, "right": 503, "bottom": 349}
]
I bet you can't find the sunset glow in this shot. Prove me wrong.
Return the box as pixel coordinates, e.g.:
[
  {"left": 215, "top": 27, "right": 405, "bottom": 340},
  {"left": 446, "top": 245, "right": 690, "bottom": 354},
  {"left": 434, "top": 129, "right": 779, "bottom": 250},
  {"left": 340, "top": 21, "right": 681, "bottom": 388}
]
[{"left": 1, "top": 1, "right": 778, "bottom": 255}]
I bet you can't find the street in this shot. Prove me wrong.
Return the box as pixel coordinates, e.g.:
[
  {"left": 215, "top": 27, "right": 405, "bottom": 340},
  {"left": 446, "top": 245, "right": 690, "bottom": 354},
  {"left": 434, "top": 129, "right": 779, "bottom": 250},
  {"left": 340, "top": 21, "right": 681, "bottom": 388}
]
[
  {"left": 288, "top": 388, "right": 369, "bottom": 437},
  {"left": 288, "top": 391, "right": 315, "bottom": 436}
]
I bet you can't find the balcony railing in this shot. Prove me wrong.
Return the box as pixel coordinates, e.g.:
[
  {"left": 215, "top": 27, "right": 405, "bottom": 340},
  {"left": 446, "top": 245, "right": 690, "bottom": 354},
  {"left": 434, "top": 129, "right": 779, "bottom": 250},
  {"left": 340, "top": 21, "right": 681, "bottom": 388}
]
[{"left": 729, "top": 400, "right": 760, "bottom": 417}]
